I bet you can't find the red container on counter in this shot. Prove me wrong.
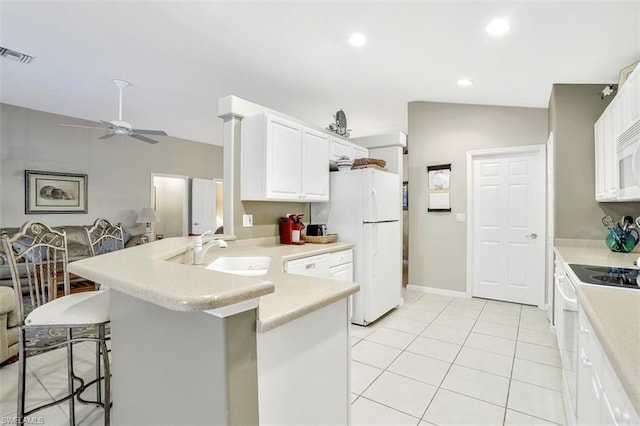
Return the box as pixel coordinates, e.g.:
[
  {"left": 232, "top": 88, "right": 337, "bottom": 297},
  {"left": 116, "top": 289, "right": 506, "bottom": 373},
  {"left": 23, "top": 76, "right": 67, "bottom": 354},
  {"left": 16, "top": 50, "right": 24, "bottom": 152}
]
[{"left": 279, "top": 214, "right": 305, "bottom": 245}]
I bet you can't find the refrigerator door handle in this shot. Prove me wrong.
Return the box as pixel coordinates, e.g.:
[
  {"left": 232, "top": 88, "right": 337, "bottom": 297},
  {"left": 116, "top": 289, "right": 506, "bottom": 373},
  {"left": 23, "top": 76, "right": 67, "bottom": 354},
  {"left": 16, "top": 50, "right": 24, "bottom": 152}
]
[
  {"left": 373, "top": 223, "right": 377, "bottom": 256},
  {"left": 372, "top": 187, "right": 378, "bottom": 222}
]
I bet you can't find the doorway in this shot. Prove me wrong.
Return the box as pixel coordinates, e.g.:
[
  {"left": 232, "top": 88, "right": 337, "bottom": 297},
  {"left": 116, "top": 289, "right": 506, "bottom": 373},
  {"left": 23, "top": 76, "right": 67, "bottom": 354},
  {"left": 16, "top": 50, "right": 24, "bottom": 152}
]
[
  {"left": 467, "top": 145, "right": 546, "bottom": 306},
  {"left": 191, "top": 178, "right": 224, "bottom": 235},
  {"left": 151, "top": 174, "right": 189, "bottom": 238}
]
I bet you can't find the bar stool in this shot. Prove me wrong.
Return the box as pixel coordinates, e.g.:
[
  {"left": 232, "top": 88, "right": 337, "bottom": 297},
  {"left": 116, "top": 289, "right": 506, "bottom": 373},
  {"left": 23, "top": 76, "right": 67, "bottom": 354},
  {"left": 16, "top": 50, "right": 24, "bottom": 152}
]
[{"left": 1, "top": 220, "right": 110, "bottom": 425}]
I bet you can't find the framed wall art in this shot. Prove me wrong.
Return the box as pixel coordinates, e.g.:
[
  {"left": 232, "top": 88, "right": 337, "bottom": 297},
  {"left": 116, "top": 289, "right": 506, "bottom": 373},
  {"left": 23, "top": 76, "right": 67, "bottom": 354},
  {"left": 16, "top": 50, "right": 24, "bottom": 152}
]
[
  {"left": 25, "top": 170, "right": 88, "bottom": 214},
  {"left": 427, "top": 164, "right": 451, "bottom": 212}
]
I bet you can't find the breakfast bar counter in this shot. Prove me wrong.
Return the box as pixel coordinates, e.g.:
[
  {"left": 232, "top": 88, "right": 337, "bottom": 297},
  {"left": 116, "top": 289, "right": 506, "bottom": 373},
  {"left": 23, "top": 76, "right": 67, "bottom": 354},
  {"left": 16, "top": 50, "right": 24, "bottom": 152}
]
[{"left": 69, "top": 235, "right": 360, "bottom": 425}]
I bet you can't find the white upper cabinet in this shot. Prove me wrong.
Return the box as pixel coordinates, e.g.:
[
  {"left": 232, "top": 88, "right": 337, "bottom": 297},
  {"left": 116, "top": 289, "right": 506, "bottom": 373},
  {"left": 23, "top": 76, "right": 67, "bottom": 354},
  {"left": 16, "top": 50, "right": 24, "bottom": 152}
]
[
  {"left": 351, "top": 144, "right": 369, "bottom": 160},
  {"left": 329, "top": 136, "right": 369, "bottom": 162},
  {"left": 301, "top": 127, "right": 330, "bottom": 201},
  {"left": 595, "top": 103, "right": 618, "bottom": 201},
  {"left": 619, "top": 67, "right": 640, "bottom": 131},
  {"left": 594, "top": 65, "right": 640, "bottom": 202},
  {"left": 329, "top": 137, "right": 351, "bottom": 161},
  {"left": 241, "top": 113, "right": 329, "bottom": 202}
]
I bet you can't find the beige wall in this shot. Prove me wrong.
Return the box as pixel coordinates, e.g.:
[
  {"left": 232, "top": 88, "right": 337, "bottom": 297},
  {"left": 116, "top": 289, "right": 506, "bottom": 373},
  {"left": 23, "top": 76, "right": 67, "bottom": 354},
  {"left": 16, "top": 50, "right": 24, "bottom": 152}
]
[
  {"left": 407, "top": 101, "right": 547, "bottom": 292},
  {"left": 550, "top": 84, "right": 640, "bottom": 240},
  {"left": 0, "top": 103, "right": 223, "bottom": 230}
]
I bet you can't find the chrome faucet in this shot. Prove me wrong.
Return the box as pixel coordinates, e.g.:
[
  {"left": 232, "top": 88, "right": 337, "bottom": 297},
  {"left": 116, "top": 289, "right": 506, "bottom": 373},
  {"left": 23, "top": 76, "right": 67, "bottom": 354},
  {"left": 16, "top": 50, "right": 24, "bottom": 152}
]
[{"left": 193, "top": 231, "right": 228, "bottom": 265}]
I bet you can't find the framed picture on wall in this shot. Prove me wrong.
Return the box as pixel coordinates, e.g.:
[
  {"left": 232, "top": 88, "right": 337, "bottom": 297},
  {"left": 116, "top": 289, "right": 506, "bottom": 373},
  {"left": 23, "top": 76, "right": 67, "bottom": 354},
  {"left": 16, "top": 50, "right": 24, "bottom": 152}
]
[{"left": 25, "top": 170, "right": 88, "bottom": 214}]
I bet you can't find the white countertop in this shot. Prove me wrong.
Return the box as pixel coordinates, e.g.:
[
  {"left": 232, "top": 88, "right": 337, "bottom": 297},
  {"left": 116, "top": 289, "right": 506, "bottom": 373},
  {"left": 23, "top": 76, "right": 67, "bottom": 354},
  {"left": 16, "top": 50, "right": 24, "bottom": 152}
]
[
  {"left": 555, "top": 245, "right": 640, "bottom": 414},
  {"left": 69, "top": 236, "right": 359, "bottom": 332}
]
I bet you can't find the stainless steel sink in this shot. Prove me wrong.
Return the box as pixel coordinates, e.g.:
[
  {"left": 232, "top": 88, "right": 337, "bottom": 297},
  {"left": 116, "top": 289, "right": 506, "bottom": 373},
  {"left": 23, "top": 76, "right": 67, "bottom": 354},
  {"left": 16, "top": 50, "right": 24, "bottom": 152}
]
[{"left": 206, "top": 256, "right": 272, "bottom": 276}]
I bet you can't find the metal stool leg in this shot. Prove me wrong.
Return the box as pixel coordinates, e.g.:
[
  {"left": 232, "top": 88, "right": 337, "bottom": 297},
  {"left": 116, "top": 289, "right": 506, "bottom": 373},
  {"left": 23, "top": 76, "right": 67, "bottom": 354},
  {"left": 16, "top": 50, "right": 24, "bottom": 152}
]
[
  {"left": 17, "top": 328, "right": 27, "bottom": 426},
  {"left": 99, "top": 324, "right": 111, "bottom": 425},
  {"left": 67, "top": 328, "right": 76, "bottom": 426}
]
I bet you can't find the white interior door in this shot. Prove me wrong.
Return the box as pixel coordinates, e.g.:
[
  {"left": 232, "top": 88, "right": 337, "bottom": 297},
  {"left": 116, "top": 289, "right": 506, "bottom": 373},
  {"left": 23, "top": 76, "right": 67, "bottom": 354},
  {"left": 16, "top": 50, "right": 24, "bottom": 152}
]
[
  {"left": 469, "top": 145, "right": 546, "bottom": 306},
  {"left": 191, "top": 178, "right": 216, "bottom": 235}
]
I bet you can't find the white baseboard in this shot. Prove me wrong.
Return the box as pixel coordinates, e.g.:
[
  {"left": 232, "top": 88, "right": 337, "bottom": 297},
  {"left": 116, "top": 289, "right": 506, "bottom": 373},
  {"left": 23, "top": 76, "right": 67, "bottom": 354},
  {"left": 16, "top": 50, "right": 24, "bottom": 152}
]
[{"left": 406, "top": 284, "right": 470, "bottom": 299}]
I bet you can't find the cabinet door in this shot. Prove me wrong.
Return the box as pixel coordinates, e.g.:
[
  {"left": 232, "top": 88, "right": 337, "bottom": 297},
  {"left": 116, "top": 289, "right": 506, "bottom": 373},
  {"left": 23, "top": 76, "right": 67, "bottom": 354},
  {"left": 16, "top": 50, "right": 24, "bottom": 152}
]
[
  {"left": 266, "top": 116, "right": 302, "bottom": 200},
  {"left": 301, "top": 127, "right": 329, "bottom": 201},
  {"left": 351, "top": 144, "right": 369, "bottom": 160},
  {"left": 624, "top": 67, "right": 640, "bottom": 127},
  {"left": 330, "top": 137, "right": 351, "bottom": 161},
  {"left": 577, "top": 313, "right": 603, "bottom": 424}
]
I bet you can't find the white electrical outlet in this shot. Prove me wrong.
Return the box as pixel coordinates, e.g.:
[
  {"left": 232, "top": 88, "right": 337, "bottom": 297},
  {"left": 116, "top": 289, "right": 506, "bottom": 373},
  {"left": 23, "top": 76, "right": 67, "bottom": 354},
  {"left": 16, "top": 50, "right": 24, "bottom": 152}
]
[
  {"left": 456, "top": 213, "right": 466, "bottom": 222},
  {"left": 243, "top": 214, "right": 253, "bottom": 227}
]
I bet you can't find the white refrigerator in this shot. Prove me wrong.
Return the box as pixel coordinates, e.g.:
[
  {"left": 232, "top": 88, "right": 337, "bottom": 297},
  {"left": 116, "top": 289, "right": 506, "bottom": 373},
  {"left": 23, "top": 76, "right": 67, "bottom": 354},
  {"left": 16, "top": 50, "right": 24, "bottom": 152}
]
[{"left": 311, "top": 168, "right": 402, "bottom": 325}]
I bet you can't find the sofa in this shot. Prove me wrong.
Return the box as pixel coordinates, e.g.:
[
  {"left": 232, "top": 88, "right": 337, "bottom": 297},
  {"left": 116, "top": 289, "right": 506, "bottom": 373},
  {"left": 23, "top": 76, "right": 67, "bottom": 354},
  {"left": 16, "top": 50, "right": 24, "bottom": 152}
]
[
  {"left": 0, "top": 286, "right": 18, "bottom": 365},
  {"left": 0, "top": 223, "right": 142, "bottom": 289}
]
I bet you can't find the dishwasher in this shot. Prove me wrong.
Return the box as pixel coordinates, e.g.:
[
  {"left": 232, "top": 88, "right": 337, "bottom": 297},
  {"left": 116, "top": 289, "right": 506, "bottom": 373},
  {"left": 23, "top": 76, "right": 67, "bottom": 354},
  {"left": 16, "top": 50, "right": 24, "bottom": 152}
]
[{"left": 284, "top": 253, "right": 331, "bottom": 278}]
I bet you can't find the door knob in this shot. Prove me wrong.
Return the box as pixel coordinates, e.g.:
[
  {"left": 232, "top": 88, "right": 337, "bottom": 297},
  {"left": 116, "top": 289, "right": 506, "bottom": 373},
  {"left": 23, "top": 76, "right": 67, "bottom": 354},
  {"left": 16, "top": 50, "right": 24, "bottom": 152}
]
[
  {"left": 525, "top": 233, "right": 538, "bottom": 239},
  {"left": 194, "top": 222, "right": 200, "bottom": 226}
]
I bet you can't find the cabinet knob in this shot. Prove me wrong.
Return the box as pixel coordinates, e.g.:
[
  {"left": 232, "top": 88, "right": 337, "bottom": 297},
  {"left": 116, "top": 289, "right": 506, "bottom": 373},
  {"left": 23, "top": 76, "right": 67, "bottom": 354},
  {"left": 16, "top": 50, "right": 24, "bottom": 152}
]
[{"left": 580, "top": 326, "right": 590, "bottom": 335}]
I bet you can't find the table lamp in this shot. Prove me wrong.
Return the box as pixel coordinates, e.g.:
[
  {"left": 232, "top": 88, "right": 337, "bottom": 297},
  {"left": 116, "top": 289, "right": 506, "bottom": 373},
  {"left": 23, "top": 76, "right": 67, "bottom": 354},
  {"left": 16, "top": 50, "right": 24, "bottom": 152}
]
[{"left": 137, "top": 207, "right": 160, "bottom": 241}]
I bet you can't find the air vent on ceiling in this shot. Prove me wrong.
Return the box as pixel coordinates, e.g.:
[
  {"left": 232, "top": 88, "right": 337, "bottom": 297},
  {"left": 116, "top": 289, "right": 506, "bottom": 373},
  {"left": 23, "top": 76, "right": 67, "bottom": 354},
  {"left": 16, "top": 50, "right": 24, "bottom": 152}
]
[{"left": 0, "top": 46, "right": 34, "bottom": 64}]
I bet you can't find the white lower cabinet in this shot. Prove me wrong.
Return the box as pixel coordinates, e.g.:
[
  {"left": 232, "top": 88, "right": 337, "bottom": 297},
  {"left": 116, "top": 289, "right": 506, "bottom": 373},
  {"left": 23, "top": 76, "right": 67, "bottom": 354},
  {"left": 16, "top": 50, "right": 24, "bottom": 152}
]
[
  {"left": 257, "top": 299, "right": 350, "bottom": 425},
  {"left": 329, "top": 249, "right": 354, "bottom": 282},
  {"left": 577, "top": 308, "right": 639, "bottom": 425},
  {"left": 256, "top": 248, "right": 353, "bottom": 425}
]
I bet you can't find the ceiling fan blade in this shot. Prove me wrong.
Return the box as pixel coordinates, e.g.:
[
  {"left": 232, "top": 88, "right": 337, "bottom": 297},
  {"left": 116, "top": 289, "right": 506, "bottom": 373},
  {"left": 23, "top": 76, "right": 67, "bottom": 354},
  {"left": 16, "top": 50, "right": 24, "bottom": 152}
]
[
  {"left": 60, "top": 123, "right": 106, "bottom": 131},
  {"left": 99, "top": 120, "right": 114, "bottom": 126},
  {"left": 131, "top": 129, "right": 168, "bottom": 136},
  {"left": 130, "top": 134, "right": 159, "bottom": 144},
  {"left": 98, "top": 133, "right": 115, "bottom": 140}
]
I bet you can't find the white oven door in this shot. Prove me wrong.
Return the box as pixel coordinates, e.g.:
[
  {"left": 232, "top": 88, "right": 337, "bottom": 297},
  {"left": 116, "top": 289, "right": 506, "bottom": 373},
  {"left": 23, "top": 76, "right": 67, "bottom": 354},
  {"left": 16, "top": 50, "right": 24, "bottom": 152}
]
[{"left": 555, "top": 273, "right": 579, "bottom": 420}]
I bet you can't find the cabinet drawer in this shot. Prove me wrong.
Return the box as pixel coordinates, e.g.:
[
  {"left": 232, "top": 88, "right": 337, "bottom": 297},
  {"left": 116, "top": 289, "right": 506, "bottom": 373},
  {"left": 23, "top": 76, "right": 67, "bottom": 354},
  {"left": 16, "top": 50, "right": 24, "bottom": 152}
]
[{"left": 329, "top": 249, "right": 353, "bottom": 267}]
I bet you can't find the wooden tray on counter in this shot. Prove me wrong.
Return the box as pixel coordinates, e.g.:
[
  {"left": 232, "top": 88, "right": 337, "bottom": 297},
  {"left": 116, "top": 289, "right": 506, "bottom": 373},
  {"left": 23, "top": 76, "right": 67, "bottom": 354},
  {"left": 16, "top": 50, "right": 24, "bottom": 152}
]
[{"left": 302, "top": 233, "right": 338, "bottom": 244}]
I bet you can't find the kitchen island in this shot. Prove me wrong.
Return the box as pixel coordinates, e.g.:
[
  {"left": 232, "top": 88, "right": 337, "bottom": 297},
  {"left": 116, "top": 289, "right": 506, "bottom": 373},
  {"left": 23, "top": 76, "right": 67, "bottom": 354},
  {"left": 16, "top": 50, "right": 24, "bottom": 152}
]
[
  {"left": 554, "top": 245, "right": 640, "bottom": 422},
  {"left": 69, "top": 236, "right": 359, "bottom": 425}
]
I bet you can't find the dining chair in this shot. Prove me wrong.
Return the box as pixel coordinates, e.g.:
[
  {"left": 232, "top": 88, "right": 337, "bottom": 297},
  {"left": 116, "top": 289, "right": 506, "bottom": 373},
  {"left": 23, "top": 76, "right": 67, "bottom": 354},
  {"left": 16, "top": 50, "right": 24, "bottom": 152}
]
[
  {"left": 85, "top": 218, "right": 125, "bottom": 257},
  {"left": 1, "top": 220, "right": 111, "bottom": 425}
]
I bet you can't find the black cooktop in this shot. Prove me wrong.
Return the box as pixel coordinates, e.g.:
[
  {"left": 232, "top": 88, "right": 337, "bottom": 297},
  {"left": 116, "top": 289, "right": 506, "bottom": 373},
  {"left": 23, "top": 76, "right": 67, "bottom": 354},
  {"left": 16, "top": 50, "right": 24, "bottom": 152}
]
[{"left": 568, "top": 264, "right": 640, "bottom": 290}]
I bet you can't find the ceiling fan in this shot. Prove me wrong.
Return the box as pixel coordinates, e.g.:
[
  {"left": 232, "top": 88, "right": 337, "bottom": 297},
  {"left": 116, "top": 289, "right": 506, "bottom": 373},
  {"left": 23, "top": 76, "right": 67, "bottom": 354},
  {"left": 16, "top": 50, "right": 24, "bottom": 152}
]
[{"left": 61, "top": 79, "right": 167, "bottom": 144}]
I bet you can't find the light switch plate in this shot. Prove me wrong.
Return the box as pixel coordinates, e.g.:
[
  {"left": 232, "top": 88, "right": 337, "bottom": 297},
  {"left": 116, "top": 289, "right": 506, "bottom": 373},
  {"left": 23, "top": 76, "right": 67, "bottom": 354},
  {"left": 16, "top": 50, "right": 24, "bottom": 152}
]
[
  {"left": 243, "top": 214, "right": 253, "bottom": 227},
  {"left": 456, "top": 213, "right": 466, "bottom": 222}
]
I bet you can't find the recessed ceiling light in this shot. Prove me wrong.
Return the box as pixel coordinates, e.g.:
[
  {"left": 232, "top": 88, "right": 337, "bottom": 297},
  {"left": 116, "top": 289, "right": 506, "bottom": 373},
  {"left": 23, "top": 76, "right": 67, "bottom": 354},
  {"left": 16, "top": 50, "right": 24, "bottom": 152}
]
[
  {"left": 457, "top": 79, "right": 474, "bottom": 87},
  {"left": 348, "top": 33, "right": 366, "bottom": 47},
  {"left": 485, "top": 18, "right": 510, "bottom": 36}
]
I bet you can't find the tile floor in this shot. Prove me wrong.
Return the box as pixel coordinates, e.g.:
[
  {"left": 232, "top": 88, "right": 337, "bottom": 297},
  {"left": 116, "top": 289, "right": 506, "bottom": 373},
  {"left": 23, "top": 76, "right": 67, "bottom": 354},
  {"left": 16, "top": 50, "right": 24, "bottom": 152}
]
[
  {"left": 0, "top": 340, "right": 106, "bottom": 425},
  {"left": 351, "top": 290, "right": 565, "bottom": 425},
  {"left": 1, "top": 290, "right": 564, "bottom": 425}
]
